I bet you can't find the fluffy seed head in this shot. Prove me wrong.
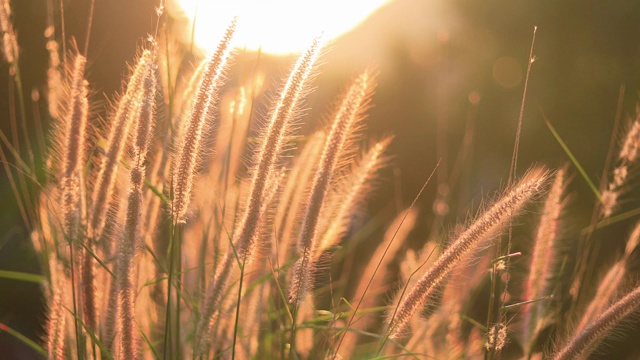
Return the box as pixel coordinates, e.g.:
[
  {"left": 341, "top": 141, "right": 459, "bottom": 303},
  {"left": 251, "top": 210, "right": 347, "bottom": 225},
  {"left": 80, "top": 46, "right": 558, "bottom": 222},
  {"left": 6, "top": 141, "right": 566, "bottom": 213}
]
[
  {"left": 89, "top": 49, "right": 154, "bottom": 239},
  {"left": 289, "top": 70, "right": 374, "bottom": 304},
  {"left": 0, "top": 0, "right": 17, "bottom": 65},
  {"left": 60, "top": 54, "right": 88, "bottom": 240},
  {"left": 172, "top": 20, "right": 236, "bottom": 223},
  {"left": 485, "top": 323, "right": 508, "bottom": 352},
  {"left": 620, "top": 119, "right": 640, "bottom": 163},
  {"left": 554, "top": 285, "right": 640, "bottom": 360},
  {"left": 389, "top": 168, "right": 549, "bottom": 338}
]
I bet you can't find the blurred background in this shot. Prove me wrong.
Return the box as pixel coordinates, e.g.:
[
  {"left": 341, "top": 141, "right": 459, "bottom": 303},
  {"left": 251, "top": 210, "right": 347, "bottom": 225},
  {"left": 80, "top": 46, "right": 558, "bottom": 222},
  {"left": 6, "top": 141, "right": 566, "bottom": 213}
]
[{"left": 1, "top": 0, "right": 640, "bottom": 358}]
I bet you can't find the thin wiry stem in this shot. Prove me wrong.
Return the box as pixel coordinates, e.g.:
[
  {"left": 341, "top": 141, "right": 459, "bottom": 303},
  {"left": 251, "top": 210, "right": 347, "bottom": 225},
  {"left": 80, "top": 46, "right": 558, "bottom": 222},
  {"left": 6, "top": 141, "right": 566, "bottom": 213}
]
[
  {"left": 338, "top": 207, "right": 418, "bottom": 356},
  {"left": 491, "top": 26, "right": 538, "bottom": 360}
]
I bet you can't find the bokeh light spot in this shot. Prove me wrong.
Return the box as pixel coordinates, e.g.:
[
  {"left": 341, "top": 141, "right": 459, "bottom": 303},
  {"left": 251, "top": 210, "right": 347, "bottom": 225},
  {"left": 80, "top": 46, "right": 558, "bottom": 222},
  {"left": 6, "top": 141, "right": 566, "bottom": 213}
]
[{"left": 492, "top": 56, "right": 522, "bottom": 89}]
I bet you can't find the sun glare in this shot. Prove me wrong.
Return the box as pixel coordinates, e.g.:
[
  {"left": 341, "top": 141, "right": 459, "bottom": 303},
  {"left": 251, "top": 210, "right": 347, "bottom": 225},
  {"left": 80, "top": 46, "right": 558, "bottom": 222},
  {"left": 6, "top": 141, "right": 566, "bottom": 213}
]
[{"left": 172, "top": 0, "right": 391, "bottom": 55}]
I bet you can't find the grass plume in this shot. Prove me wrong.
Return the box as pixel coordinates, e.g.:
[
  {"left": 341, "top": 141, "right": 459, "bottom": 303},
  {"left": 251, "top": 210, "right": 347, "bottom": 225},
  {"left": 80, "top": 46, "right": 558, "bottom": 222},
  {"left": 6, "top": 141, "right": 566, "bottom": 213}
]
[
  {"left": 554, "top": 285, "right": 640, "bottom": 360},
  {"left": 388, "top": 168, "right": 549, "bottom": 338},
  {"left": 172, "top": 20, "right": 236, "bottom": 224},
  {"left": 114, "top": 46, "right": 157, "bottom": 360},
  {"left": 289, "top": 70, "right": 375, "bottom": 304},
  {"left": 2, "top": 6, "right": 639, "bottom": 359}
]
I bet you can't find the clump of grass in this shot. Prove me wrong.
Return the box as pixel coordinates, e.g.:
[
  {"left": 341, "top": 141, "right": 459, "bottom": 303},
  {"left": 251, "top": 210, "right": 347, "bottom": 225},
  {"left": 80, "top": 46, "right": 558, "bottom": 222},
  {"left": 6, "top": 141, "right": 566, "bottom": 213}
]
[{"left": 1, "top": 2, "right": 640, "bottom": 360}]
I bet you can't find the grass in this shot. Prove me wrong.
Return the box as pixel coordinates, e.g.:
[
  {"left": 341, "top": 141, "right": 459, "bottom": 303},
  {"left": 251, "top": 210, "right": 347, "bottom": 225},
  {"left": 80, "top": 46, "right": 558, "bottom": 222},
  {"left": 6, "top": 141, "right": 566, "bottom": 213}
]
[{"left": 1, "top": 1, "right": 640, "bottom": 359}]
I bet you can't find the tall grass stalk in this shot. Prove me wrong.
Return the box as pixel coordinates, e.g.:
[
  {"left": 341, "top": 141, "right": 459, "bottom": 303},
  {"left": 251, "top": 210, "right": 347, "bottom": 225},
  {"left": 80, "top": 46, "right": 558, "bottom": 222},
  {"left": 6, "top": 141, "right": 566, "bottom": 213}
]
[
  {"left": 115, "top": 47, "right": 157, "bottom": 360},
  {"left": 387, "top": 168, "right": 548, "bottom": 339}
]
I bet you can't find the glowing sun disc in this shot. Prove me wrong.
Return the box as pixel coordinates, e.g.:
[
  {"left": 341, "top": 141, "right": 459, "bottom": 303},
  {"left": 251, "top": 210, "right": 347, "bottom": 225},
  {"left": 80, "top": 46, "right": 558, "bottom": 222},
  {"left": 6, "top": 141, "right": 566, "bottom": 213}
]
[{"left": 173, "top": 0, "right": 390, "bottom": 55}]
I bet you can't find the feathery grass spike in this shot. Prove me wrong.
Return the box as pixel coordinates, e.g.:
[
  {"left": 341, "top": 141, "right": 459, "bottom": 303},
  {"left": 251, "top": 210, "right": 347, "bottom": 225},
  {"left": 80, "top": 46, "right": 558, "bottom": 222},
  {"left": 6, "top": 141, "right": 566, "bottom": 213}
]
[
  {"left": 553, "top": 285, "right": 640, "bottom": 360},
  {"left": 60, "top": 54, "right": 88, "bottom": 241},
  {"left": 289, "top": 70, "right": 374, "bottom": 304},
  {"left": 317, "top": 137, "right": 391, "bottom": 254},
  {"left": 172, "top": 19, "right": 236, "bottom": 223},
  {"left": 90, "top": 49, "right": 154, "bottom": 240},
  {"left": 389, "top": 168, "right": 549, "bottom": 338},
  {"left": 522, "top": 167, "right": 566, "bottom": 352},
  {"left": 115, "top": 48, "right": 157, "bottom": 360}
]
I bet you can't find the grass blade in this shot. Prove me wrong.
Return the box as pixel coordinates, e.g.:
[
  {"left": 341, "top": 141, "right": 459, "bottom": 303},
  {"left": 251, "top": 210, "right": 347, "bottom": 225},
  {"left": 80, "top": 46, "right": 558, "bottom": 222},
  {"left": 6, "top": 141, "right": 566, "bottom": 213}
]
[
  {"left": 544, "top": 117, "right": 602, "bottom": 201},
  {"left": 0, "top": 270, "right": 44, "bottom": 283},
  {"left": 0, "top": 322, "right": 47, "bottom": 356}
]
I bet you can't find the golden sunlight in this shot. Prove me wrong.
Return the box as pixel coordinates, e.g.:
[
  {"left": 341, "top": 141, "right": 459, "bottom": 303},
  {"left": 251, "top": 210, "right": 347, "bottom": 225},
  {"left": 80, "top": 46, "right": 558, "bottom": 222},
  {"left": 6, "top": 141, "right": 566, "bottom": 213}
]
[{"left": 172, "top": 0, "right": 391, "bottom": 55}]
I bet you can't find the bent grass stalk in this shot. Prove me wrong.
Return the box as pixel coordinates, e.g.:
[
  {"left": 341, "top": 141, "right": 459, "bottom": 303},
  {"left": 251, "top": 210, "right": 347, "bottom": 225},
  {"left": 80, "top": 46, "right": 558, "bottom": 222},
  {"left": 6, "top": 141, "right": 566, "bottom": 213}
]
[{"left": 387, "top": 168, "right": 549, "bottom": 339}]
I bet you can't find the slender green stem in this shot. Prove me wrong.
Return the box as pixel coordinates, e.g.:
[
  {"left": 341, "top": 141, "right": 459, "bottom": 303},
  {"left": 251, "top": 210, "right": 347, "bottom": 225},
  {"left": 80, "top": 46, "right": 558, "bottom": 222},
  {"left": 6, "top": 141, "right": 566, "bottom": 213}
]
[
  {"left": 288, "top": 304, "right": 299, "bottom": 360},
  {"left": 484, "top": 263, "right": 498, "bottom": 360},
  {"left": 544, "top": 118, "right": 601, "bottom": 201},
  {"left": 176, "top": 225, "right": 182, "bottom": 359},
  {"left": 231, "top": 257, "right": 247, "bottom": 360},
  {"left": 164, "top": 223, "right": 176, "bottom": 360},
  {"left": 69, "top": 241, "right": 84, "bottom": 360},
  {"left": 0, "top": 270, "right": 44, "bottom": 283}
]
